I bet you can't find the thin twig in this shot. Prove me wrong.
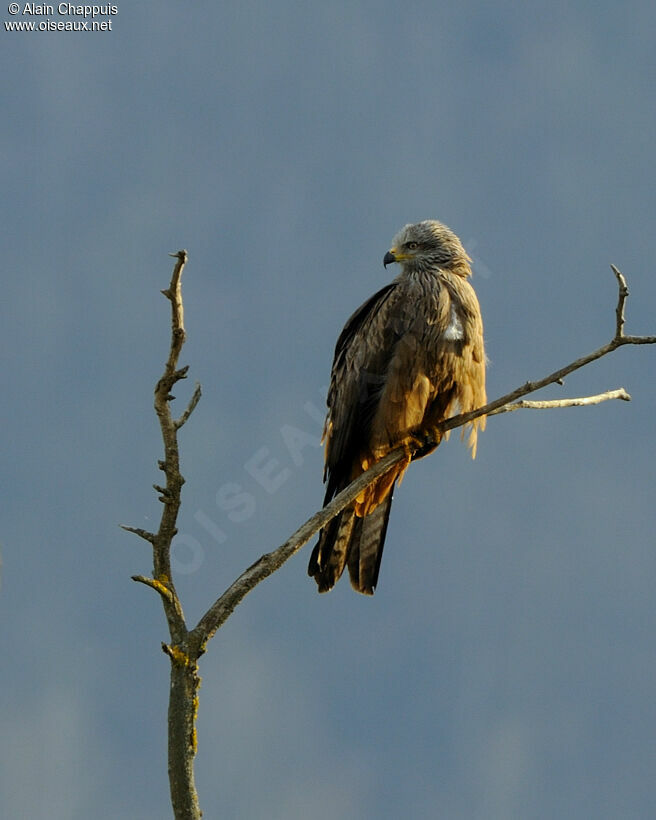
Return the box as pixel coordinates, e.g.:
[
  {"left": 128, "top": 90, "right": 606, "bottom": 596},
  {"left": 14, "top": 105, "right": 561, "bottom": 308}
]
[
  {"left": 611, "top": 264, "right": 629, "bottom": 339},
  {"left": 120, "top": 525, "right": 156, "bottom": 543},
  {"left": 132, "top": 574, "right": 175, "bottom": 603},
  {"left": 175, "top": 383, "right": 202, "bottom": 430},
  {"left": 488, "top": 388, "right": 631, "bottom": 414}
]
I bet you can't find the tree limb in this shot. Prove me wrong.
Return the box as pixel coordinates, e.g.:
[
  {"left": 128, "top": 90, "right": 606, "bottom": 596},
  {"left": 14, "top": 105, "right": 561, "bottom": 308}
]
[
  {"left": 488, "top": 388, "right": 631, "bottom": 414},
  {"left": 123, "top": 250, "right": 202, "bottom": 820},
  {"left": 131, "top": 573, "right": 176, "bottom": 603},
  {"left": 190, "top": 264, "right": 655, "bottom": 651},
  {"left": 120, "top": 525, "right": 156, "bottom": 543},
  {"left": 175, "top": 382, "right": 202, "bottom": 430}
]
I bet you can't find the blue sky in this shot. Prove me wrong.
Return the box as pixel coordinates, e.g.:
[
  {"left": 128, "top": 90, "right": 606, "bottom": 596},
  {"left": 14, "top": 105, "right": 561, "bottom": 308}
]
[{"left": 2, "top": 2, "right": 656, "bottom": 817}]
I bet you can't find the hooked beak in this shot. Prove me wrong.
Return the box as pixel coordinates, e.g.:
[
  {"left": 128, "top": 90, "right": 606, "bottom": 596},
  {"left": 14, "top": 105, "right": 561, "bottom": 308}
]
[{"left": 383, "top": 250, "right": 396, "bottom": 268}]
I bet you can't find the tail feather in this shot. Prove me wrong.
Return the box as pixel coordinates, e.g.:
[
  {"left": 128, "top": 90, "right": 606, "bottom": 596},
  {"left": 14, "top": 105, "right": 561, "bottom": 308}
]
[
  {"left": 308, "top": 484, "right": 395, "bottom": 595},
  {"left": 308, "top": 508, "right": 356, "bottom": 593},
  {"left": 347, "top": 490, "right": 394, "bottom": 595}
]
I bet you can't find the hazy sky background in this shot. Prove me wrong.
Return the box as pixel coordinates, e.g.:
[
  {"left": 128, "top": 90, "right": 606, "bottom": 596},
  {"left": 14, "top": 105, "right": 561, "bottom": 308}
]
[{"left": 2, "top": 2, "right": 656, "bottom": 818}]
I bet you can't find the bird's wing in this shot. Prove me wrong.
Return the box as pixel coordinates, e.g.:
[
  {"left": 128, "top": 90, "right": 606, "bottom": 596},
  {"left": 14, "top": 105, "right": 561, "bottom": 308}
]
[{"left": 322, "top": 281, "right": 399, "bottom": 501}]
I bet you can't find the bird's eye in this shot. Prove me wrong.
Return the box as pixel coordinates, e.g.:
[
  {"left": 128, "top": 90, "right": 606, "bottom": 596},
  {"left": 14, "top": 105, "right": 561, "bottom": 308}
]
[{"left": 406, "top": 241, "right": 418, "bottom": 250}]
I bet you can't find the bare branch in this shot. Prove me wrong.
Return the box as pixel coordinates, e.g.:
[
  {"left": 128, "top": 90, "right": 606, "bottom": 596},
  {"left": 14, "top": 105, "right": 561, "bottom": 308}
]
[
  {"left": 438, "top": 266, "right": 655, "bottom": 437},
  {"left": 190, "top": 265, "right": 656, "bottom": 652},
  {"left": 120, "top": 524, "right": 156, "bottom": 543},
  {"left": 132, "top": 574, "right": 175, "bottom": 603},
  {"left": 126, "top": 251, "right": 202, "bottom": 819},
  {"left": 620, "top": 334, "right": 656, "bottom": 345},
  {"left": 611, "top": 264, "right": 629, "bottom": 339},
  {"left": 188, "top": 383, "right": 629, "bottom": 646},
  {"left": 150, "top": 250, "right": 194, "bottom": 640},
  {"left": 175, "top": 382, "right": 202, "bottom": 430},
  {"left": 189, "top": 449, "right": 403, "bottom": 650},
  {"left": 488, "top": 388, "right": 631, "bottom": 415},
  {"left": 153, "top": 483, "right": 170, "bottom": 500}
]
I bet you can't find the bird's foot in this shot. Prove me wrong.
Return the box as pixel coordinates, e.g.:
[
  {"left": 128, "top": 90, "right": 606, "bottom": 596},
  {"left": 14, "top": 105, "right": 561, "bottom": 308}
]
[{"left": 407, "top": 429, "right": 439, "bottom": 460}]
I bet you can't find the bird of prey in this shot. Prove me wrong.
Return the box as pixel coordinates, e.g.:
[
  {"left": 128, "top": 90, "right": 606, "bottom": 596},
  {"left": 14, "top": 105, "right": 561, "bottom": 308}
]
[{"left": 308, "top": 220, "right": 486, "bottom": 595}]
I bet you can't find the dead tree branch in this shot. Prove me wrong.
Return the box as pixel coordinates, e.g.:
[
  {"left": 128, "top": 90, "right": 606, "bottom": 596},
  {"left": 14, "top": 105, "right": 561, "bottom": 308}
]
[
  {"left": 123, "top": 250, "right": 202, "bottom": 820},
  {"left": 489, "top": 388, "right": 631, "bottom": 414},
  {"left": 191, "top": 264, "right": 655, "bottom": 650},
  {"left": 126, "top": 258, "right": 654, "bottom": 819}
]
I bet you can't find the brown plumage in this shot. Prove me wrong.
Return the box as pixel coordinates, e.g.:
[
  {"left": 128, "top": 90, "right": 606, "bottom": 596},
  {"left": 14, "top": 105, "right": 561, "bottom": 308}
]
[{"left": 308, "top": 220, "right": 486, "bottom": 594}]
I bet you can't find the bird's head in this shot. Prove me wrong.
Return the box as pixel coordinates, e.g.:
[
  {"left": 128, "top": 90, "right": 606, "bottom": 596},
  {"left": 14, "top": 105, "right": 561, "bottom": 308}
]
[{"left": 383, "top": 220, "right": 471, "bottom": 275}]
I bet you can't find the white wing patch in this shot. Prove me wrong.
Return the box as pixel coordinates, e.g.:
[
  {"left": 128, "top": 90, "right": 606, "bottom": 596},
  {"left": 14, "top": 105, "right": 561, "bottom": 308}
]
[{"left": 443, "top": 303, "right": 464, "bottom": 341}]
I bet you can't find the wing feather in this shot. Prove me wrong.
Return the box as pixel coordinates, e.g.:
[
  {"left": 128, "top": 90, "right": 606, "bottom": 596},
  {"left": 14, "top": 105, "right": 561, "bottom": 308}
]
[{"left": 323, "top": 282, "right": 400, "bottom": 499}]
